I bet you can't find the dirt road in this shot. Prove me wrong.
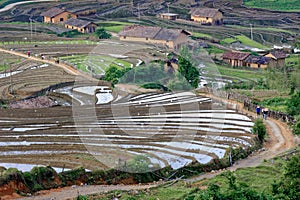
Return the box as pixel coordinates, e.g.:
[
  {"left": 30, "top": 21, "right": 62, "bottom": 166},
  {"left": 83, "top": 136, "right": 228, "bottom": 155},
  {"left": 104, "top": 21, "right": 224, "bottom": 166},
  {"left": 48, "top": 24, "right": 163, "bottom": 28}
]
[
  {"left": 16, "top": 184, "right": 156, "bottom": 200},
  {"left": 185, "top": 94, "right": 296, "bottom": 182},
  {"left": 0, "top": 0, "right": 56, "bottom": 13},
  {"left": 0, "top": 47, "right": 95, "bottom": 81}
]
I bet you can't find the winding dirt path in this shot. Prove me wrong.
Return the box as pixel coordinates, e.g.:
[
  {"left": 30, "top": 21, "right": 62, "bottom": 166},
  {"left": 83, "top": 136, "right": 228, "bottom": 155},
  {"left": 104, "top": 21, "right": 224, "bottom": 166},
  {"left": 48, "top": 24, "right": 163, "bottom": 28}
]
[
  {"left": 0, "top": 47, "right": 95, "bottom": 81},
  {"left": 185, "top": 94, "right": 296, "bottom": 182},
  {"left": 16, "top": 184, "right": 156, "bottom": 200},
  {"left": 0, "top": 0, "right": 56, "bottom": 13}
]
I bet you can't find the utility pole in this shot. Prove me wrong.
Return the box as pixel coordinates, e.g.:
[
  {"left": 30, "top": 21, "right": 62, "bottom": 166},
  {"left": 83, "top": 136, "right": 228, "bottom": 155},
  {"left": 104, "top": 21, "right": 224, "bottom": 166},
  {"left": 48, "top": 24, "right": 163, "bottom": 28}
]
[
  {"left": 10, "top": 68, "right": 13, "bottom": 94},
  {"left": 29, "top": 17, "right": 33, "bottom": 38},
  {"left": 250, "top": 23, "right": 253, "bottom": 40},
  {"left": 138, "top": 3, "right": 140, "bottom": 20}
]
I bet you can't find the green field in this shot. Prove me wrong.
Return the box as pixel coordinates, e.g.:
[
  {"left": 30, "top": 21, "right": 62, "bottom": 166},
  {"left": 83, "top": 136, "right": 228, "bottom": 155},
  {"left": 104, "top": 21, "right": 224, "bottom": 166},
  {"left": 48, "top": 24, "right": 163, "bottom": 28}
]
[
  {"left": 226, "top": 25, "right": 296, "bottom": 35},
  {"left": 221, "top": 35, "right": 269, "bottom": 49},
  {"left": 217, "top": 65, "right": 265, "bottom": 81},
  {"left": 60, "top": 54, "right": 132, "bottom": 74},
  {"left": 192, "top": 32, "right": 213, "bottom": 39},
  {"left": 243, "top": 0, "right": 300, "bottom": 11},
  {"left": 97, "top": 21, "right": 133, "bottom": 33},
  {"left": 1, "top": 40, "right": 99, "bottom": 46}
]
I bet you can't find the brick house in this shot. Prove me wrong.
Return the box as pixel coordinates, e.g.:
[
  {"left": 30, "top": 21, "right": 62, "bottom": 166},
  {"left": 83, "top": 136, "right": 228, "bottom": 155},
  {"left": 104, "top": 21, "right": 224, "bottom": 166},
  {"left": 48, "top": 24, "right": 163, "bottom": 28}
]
[
  {"left": 41, "top": 7, "right": 77, "bottom": 24},
  {"left": 158, "top": 13, "right": 179, "bottom": 20},
  {"left": 118, "top": 25, "right": 191, "bottom": 50},
  {"left": 244, "top": 55, "right": 272, "bottom": 69},
  {"left": 264, "top": 51, "right": 288, "bottom": 67},
  {"left": 64, "top": 18, "right": 97, "bottom": 33},
  {"left": 222, "top": 51, "right": 250, "bottom": 67},
  {"left": 190, "top": 8, "right": 223, "bottom": 25}
]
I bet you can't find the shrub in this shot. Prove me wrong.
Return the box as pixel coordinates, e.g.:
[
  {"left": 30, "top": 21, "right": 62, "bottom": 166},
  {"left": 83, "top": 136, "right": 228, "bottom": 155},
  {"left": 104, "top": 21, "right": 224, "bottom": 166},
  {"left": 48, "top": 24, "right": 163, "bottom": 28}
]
[
  {"left": 57, "top": 30, "right": 83, "bottom": 38},
  {"left": 293, "top": 118, "right": 300, "bottom": 135},
  {"left": 252, "top": 118, "right": 267, "bottom": 142},
  {"left": 94, "top": 27, "right": 112, "bottom": 39}
]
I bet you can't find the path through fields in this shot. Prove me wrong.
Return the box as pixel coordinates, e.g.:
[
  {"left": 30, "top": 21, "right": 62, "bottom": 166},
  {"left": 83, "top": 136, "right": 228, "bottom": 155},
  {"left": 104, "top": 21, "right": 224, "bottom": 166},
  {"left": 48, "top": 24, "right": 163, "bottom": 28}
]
[
  {"left": 0, "top": 47, "right": 95, "bottom": 81},
  {"left": 0, "top": 0, "right": 56, "bottom": 13}
]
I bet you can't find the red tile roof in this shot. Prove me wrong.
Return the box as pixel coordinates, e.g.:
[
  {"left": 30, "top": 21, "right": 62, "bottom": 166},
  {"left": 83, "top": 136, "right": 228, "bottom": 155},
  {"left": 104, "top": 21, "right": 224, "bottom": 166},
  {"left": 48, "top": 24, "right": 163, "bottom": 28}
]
[
  {"left": 190, "top": 8, "right": 221, "bottom": 18},
  {"left": 119, "top": 25, "right": 190, "bottom": 41},
  {"left": 41, "top": 7, "right": 73, "bottom": 18},
  {"left": 267, "top": 51, "right": 288, "bottom": 59},
  {"left": 222, "top": 51, "right": 250, "bottom": 60}
]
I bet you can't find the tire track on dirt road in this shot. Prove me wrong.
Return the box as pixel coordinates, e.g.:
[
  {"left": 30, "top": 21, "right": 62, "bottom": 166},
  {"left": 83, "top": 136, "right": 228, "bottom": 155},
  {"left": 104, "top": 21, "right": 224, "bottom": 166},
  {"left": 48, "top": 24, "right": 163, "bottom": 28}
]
[{"left": 16, "top": 184, "right": 157, "bottom": 200}]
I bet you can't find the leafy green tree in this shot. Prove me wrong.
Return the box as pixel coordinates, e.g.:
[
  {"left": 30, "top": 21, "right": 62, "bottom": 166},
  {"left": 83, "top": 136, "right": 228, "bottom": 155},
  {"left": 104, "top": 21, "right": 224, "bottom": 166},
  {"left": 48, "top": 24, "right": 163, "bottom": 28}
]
[
  {"left": 272, "top": 154, "right": 300, "bottom": 200},
  {"left": 94, "top": 27, "right": 112, "bottom": 39},
  {"left": 287, "top": 91, "right": 300, "bottom": 116},
  {"left": 293, "top": 119, "right": 300, "bottom": 135},
  {"left": 178, "top": 46, "right": 200, "bottom": 89},
  {"left": 252, "top": 119, "right": 267, "bottom": 143},
  {"left": 104, "top": 65, "right": 131, "bottom": 86}
]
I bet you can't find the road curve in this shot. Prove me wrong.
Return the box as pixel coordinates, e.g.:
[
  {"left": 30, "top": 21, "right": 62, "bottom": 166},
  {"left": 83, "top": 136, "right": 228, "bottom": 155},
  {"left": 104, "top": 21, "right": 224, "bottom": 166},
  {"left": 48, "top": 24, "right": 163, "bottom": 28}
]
[
  {"left": 0, "top": 0, "right": 56, "bottom": 13},
  {"left": 0, "top": 47, "right": 96, "bottom": 81}
]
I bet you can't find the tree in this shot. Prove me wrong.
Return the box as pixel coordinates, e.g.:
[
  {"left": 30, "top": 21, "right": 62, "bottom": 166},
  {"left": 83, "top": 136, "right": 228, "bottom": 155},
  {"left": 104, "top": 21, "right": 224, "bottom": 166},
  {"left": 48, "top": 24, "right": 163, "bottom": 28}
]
[
  {"left": 94, "top": 27, "right": 111, "bottom": 39},
  {"left": 178, "top": 46, "right": 200, "bottom": 89},
  {"left": 103, "top": 65, "right": 131, "bottom": 86},
  {"left": 287, "top": 91, "right": 300, "bottom": 116},
  {"left": 272, "top": 154, "right": 300, "bottom": 200}
]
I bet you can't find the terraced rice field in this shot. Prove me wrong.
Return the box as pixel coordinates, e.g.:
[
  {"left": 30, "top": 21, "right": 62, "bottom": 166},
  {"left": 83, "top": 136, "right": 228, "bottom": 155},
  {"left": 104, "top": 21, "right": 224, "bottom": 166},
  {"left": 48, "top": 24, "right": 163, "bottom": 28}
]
[
  {"left": 0, "top": 91, "right": 256, "bottom": 172},
  {"left": 0, "top": 57, "right": 77, "bottom": 100}
]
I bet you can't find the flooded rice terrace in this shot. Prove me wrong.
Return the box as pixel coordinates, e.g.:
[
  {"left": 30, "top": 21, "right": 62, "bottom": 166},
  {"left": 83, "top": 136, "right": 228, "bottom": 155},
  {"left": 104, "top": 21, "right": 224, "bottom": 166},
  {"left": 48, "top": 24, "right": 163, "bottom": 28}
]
[{"left": 0, "top": 90, "right": 255, "bottom": 172}]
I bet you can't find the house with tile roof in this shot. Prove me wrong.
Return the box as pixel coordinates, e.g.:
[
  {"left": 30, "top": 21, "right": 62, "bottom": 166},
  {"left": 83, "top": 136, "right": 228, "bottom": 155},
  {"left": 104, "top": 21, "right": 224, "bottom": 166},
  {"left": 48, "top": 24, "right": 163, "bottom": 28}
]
[
  {"left": 264, "top": 51, "right": 288, "bottom": 67},
  {"left": 118, "top": 25, "right": 191, "bottom": 49},
  {"left": 158, "top": 13, "right": 179, "bottom": 20},
  {"left": 41, "top": 7, "right": 77, "bottom": 24},
  {"left": 244, "top": 55, "right": 272, "bottom": 69},
  {"left": 190, "top": 8, "right": 223, "bottom": 25},
  {"left": 222, "top": 51, "right": 250, "bottom": 67},
  {"left": 64, "top": 18, "right": 97, "bottom": 33}
]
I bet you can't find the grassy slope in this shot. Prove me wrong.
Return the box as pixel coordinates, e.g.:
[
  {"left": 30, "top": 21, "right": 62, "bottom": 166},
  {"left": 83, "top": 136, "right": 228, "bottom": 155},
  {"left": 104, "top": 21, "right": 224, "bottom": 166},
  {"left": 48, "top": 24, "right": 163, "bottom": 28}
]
[
  {"left": 221, "top": 35, "right": 269, "bottom": 49},
  {"left": 217, "top": 65, "right": 265, "bottom": 81},
  {"left": 243, "top": 0, "right": 300, "bottom": 11},
  {"left": 60, "top": 54, "right": 132, "bottom": 73},
  {"left": 87, "top": 148, "right": 299, "bottom": 199}
]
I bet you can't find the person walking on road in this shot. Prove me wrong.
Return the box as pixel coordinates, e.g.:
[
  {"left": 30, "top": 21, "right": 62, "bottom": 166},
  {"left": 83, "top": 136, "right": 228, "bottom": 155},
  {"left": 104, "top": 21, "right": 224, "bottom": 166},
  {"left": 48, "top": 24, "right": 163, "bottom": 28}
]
[
  {"left": 263, "top": 108, "right": 269, "bottom": 120},
  {"left": 256, "top": 106, "right": 261, "bottom": 118}
]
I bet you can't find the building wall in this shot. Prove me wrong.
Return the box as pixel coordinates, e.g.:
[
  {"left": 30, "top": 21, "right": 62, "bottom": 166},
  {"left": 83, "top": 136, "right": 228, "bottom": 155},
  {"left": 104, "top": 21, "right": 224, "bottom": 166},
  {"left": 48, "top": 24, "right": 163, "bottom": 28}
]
[
  {"left": 161, "top": 15, "right": 177, "bottom": 20},
  {"left": 223, "top": 59, "right": 244, "bottom": 67},
  {"left": 46, "top": 12, "right": 77, "bottom": 24},
  {"left": 265, "top": 54, "right": 286, "bottom": 67},
  {"left": 119, "top": 33, "right": 188, "bottom": 49},
  {"left": 173, "top": 32, "right": 189, "bottom": 49},
  {"left": 65, "top": 24, "right": 97, "bottom": 33},
  {"left": 246, "top": 63, "right": 268, "bottom": 69},
  {"left": 119, "top": 36, "right": 174, "bottom": 49},
  {"left": 44, "top": 16, "right": 52, "bottom": 23},
  {"left": 191, "top": 11, "right": 223, "bottom": 25}
]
